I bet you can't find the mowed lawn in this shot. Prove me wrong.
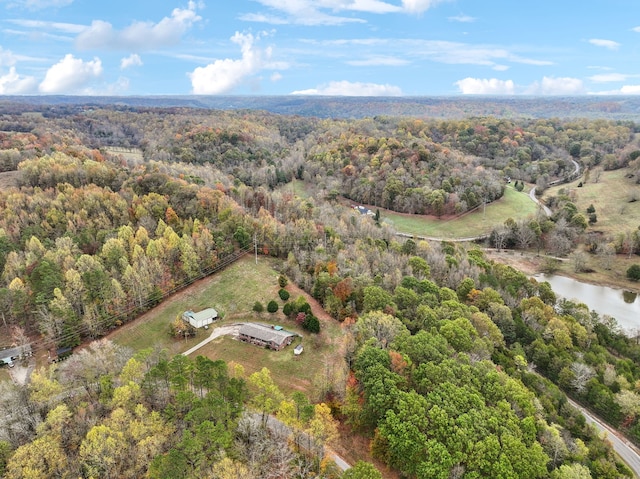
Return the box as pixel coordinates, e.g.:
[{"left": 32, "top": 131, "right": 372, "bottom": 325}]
[
  {"left": 544, "top": 169, "right": 640, "bottom": 237},
  {"left": 109, "top": 255, "right": 346, "bottom": 397},
  {"left": 381, "top": 186, "right": 538, "bottom": 239}
]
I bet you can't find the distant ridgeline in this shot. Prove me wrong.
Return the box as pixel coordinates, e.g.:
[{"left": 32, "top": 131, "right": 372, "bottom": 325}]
[{"left": 1, "top": 95, "right": 640, "bottom": 120}]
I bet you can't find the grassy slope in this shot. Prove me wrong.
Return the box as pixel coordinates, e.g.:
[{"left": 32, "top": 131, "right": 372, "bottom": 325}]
[
  {"left": 543, "top": 169, "right": 640, "bottom": 237},
  {"left": 109, "top": 255, "right": 346, "bottom": 397},
  {"left": 381, "top": 186, "right": 538, "bottom": 238},
  {"left": 515, "top": 169, "right": 640, "bottom": 292}
]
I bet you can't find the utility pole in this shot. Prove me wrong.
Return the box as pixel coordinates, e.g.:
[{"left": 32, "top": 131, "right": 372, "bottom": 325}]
[{"left": 254, "top": 233, "right": 258, "bottom": 265}]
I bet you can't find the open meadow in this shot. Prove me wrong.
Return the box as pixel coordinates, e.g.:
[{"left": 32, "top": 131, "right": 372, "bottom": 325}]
[
  {"left": 544, "top": 169, "right": 640, "bottom": 237},
  {"left": 108, "top": 255, "right": 346, "bottom": 398},
  {"left": 380, "top": 186, "right": 538, "bottom": 239}
]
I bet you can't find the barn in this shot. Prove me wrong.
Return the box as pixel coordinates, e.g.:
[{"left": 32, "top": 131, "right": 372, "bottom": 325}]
[{"left": 182, "top": 308, "right": 218, "bottom": 328}]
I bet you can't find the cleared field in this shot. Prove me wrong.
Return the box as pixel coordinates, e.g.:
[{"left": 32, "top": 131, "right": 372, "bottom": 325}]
[
  {"left": 108, "top": 255, "right": 346, "bottom": 398},
  {"left": 544, "top": 169, "right": 640, "bottom": 237},
  {"left": 381, "top": 186, "right": 538, "bottom": 239},
  {"left": 103, "top": 146, "right": 144, "bottom": 162},
  {"left": 110, "top": 256, "right": 281, "bottom": 353}
]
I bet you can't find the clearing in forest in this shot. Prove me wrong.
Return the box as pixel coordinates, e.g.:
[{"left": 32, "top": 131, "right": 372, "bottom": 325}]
[
  {"left": 381, "top": 186, "right": 538, "bottom": 239},
  {"left": 109, "top": 255, "right": 346, "bottom": 398}
]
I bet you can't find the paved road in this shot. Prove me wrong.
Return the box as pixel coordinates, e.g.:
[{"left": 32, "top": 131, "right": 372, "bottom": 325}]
[
  {"left": 568, "top": 398, "right": 640, "bottom": 477},
  {"left": 529, "top": 186, "right": 552, "bottom": 217}
]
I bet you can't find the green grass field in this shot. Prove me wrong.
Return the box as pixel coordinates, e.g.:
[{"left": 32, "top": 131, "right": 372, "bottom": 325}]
[
  {"left": 109, "top": 255, "right": 345, "bottom": 397},
  {"left": 544, "top": 169, "right": 640, "bottom": 237},
  {"left": 381, "top": 186, "right": 538, "bottom": 239}
]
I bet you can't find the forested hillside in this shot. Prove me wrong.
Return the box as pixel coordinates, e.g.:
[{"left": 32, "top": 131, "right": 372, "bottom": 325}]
[{"left": 1, "top": 103, "right": 640, "bottom": 478}]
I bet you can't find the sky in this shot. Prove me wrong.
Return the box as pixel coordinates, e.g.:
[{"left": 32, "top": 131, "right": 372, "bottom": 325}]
[{"left": 0, "top": 0, "right": 639, "bottom": 97}]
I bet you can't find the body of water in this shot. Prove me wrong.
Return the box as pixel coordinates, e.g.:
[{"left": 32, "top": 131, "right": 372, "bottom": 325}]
[{"left": 533, "top": 274, "right": 640, "bottom": 334}]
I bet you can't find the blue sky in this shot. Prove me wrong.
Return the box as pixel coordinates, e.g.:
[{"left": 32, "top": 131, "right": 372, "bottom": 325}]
[{"left": 0, "top": 0, "right": 639, "bottom": 96}]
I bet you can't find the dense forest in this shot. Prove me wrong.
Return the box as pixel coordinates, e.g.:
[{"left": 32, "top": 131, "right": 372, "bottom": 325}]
[{"left": 1, "top": 103, "right": 640, "bottom": 478}]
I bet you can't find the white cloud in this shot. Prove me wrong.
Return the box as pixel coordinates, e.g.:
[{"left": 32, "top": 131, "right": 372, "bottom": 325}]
[
  {"left": 270, "top": 72, "right": 282, "bottom": 82},
  {"left": 526, "top": 76, "right": 585, "bottom": 95},
  {"left": 633, "top": 26, "right": 640, "bottom": 33},
  {"left": 455, "top": 78, "right": 515, "bottom": 95},
  {"left": 7, "top": 0, "right": 73, "bottom": 9},
  {"left": 0, "top": 67, "right": 37, "bottom": 93},
  {"left": 76, "top": 1, "right": 201, "bottom": 50},
  {"left": 189, "top": 32, "right": 275, "bottom": 94},
  {"left": 291, "top": 80, "right": 402, "bottom": 96},
  {"left": 39, "top": 54, "right": 102, "bottom": 93},
  {"left": 348, "top": 0, "right": 401, "bottom": 13},
  {"left": 346, "top": 56, "right": 409, "bottom": 66},
  {"left": 241, "top": 0, "right": 446, "bottom": 25},
  {"left": 589, "top": 38, "right": 620, "bottom": 50},
  {"left": 589, "top": 73, "right": 630, "bottom": 83},
  {"left": 120, "top": 53, "right": 142, "bottom": 70},
  {"left": 594, "top": 85, "right": 640, "bottom": 95},
  {"left": 448, "top": 14, "right": 475, "bottom": 22},
  {"left": 401, "top": 0, "right": 446, "bottom": 14},
  {"left": 0, "top": 47, "right": 19, "bottom": 67},
  {"left": 7, "top": 19, "right": 85, "bottom": 33}
]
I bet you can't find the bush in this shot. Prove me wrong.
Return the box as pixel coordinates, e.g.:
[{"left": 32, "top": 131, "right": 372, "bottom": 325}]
[
  {"left": 267, "top": 300, "right": 279, "bottom": 313},
  {"left": 253, "top": 301, "right": 264, "bottom": 313},
  {"left": 278, "top": 288, "right": 290, "bottom": 301},
  {"left": 627, "top": 264, "right": 640, "bottom": 281},
  {"left": 282, "top": 303, "right": 292, "bottom": 317},
  {"left": 278, "top": 274, "right": 288, "bottom": 288},
  {"left": 302, "top": 314, "right": 320, "bottom": 333}
]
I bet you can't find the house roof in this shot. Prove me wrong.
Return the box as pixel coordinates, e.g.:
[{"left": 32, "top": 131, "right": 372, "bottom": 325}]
[
  {"left": 184, "top": 308, "right": 218, "bottom": 322},
  {"left": 239, "top": 323, "right": 296, "bottom": 346},
  {"left": 0, "top": 344, "right": 32, "bottom": 360}
]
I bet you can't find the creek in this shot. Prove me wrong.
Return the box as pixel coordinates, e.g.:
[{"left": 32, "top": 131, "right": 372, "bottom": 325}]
[{"left": 533, "top": 274, "right": 640, "bottom": 334}]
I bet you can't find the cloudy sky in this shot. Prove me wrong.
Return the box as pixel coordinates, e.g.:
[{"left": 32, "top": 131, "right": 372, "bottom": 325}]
[{"left": 0, "top": 0, "right": 639, "bottom": 96}]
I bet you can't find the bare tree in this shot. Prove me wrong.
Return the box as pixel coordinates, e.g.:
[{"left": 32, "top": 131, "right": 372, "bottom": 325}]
[
  {"left": 570, "top": 362, "right": 595, "bottom": 393},
  {"left": 569, "top": 250, "right": 588, "bottom": 273},
  {"left": 514, "top": 220, "right": 536, "bottom": 249}
]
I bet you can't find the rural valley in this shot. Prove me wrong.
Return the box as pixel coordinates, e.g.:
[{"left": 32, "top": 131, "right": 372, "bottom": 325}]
[{"left": 1, "top": 97, "right": 640, "bottom": 478}]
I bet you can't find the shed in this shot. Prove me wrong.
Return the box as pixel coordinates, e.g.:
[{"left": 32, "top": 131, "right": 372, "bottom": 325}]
[
  {"left": 238, "top": 323, "right": 297, "bottom": 351},
  {"left": 183, "top": 308, "right": 218, "bottom": 328},
  {"left": 294, "top": 344, "right": 304, "bottom": 356}
]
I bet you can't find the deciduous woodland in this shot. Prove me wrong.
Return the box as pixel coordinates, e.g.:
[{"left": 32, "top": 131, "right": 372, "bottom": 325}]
[{"left": 1, "top": 102, "right": 640, "bottom": 478}]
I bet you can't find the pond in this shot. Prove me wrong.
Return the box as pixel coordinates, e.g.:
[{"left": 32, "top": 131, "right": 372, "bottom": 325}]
[{"left": 533, "top": 274, "right": 640, "bottom": 334}]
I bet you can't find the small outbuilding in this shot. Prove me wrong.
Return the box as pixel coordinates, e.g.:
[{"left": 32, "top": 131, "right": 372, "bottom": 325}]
[
  {"left": 294, "top": 344, "right": 304, "bottom": 356},
  {"left": 183, "top": 308, "right": 218, "bottom": 329}
]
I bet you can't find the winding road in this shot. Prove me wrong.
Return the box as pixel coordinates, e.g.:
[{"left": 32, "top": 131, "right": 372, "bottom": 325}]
[
  {"left": 529, "top": 158, "right": 581, "bottom": 218},
  {"left": 568, "top": 398, "right": 640, "bottom": 477}
]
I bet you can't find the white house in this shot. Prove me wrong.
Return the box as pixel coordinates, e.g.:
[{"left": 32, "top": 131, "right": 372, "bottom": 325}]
[{"left": 183, "top": 308, "right": 218, "bottom": 328}]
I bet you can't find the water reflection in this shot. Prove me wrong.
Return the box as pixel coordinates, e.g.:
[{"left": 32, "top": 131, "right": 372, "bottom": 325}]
[
  {"left": 533, "top": 274, "right": 640, "bottom": 334},
  {"left": 623, "top": 291, "right": 637, "bottom": 304}
]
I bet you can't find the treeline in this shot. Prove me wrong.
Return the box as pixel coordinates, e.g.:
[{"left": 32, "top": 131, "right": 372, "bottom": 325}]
[
  {"left": 3, "top": 106, "right": 638, "bottom": 218},
  {"left": 0, "top": 341, "right": 349, "bottom": 478}
]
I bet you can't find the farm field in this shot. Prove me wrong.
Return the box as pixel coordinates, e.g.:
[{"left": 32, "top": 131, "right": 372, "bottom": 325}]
[{"left": 380, "top": 186, "right": 538, "bottom": 239}]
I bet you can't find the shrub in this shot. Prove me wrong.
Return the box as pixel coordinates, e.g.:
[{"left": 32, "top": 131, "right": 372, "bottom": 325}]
[
  {"left": 267, "top": 300, "right": 279, "bottom": 313},
  {"left": 253, "top": 301, "right": 264, "bottom": 313},
  {"left": 278, "top": 288, "right": 290, "bottom": 301},
  {"left": 302, "top": 314, "right": 320, "bottom": 333},
  {"left": 278, "top": 274, "right": 288, "bottom": 288},
  {"left": 283, "top": 303, "right": 292, "bottom": 317},
  {"left": 627, "top": 264, "right": 640, "bottom": 281}
]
